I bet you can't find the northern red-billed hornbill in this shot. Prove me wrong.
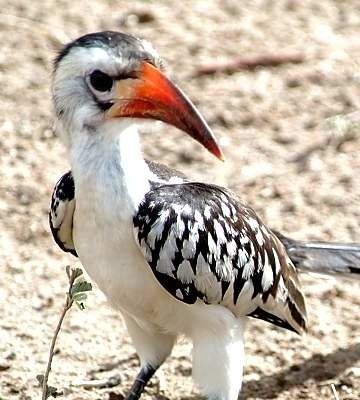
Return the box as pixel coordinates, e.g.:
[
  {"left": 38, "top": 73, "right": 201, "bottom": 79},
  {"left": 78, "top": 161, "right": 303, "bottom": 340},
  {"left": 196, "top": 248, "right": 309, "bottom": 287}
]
[{"left": 49, "top": 31, "right": 359, "bottom": 400}]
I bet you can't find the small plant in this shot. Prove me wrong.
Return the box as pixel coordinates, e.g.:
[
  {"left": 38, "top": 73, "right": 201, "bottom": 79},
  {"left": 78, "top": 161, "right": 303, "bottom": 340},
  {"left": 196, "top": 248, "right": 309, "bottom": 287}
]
[{"left": 37, "top": 266, "right": 92, "bottom": 399}]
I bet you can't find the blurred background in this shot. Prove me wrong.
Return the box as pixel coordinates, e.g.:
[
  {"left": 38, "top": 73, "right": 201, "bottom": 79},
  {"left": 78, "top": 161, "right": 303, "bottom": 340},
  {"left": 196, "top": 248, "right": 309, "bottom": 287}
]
[{"left": 0, "top": 1, "right": 359, "bottom": 399}]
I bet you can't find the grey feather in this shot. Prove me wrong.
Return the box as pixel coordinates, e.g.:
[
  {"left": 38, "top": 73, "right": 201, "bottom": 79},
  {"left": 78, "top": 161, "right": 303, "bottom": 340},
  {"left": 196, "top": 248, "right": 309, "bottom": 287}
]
[{"left": 276, "top": 232, "right": 360, "bottom": 279}]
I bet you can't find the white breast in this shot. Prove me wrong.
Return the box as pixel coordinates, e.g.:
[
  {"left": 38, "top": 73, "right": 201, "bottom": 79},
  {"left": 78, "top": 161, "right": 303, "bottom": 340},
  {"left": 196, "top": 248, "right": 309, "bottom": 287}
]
[
  {"left": 71, "top": 124, "right": 159, "bottom": 320},
  {"left": 73, "top": 198, "right": 159, "bottom": 319}
]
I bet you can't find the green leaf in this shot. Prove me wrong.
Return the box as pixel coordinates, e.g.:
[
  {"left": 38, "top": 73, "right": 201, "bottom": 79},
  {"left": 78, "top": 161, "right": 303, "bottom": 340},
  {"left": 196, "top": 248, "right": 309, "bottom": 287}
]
[
  {"left": 73, "top": 292, "right": 88, "bottom": 310},
  {"left": 72, "top": 292, "right": 88, "bottom": 302},
  {"left": 72, "top": 268, "right": 84, "bottom": 280},
  {"left": 36, "top": 374, "right": 44, "bottom": 385},
  {"left": 71, "top": 284, "right": 92, "bottom": 310},
  {"left": 70, "top": 281, "right": 92, "bottom": 297}
]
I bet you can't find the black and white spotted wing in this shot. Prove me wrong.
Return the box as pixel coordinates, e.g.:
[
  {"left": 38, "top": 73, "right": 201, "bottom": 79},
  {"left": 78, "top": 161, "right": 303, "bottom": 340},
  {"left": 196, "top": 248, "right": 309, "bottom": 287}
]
[
  {"left": 49, "top": 171, "right": 77, "bottom": 257},
  {"left": 133, "top": 182, "right": 307, "bottom": 334}
]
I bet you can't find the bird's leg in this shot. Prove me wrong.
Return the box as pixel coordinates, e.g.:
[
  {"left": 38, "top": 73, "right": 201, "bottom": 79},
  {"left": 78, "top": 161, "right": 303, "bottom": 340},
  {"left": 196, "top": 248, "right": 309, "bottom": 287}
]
[
  {"left": 125, "top": 364, "right": 156, "bottom": 400},
  {"left": 122, "top": 313, "right": 176, "bottom": 400}
]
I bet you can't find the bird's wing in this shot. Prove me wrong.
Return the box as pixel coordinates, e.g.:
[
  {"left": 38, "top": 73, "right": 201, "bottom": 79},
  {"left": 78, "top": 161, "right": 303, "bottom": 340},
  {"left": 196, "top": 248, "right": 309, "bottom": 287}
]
[
  {"left": 49, "top": 171, "right": 78, "bottom": 257},
  {"left": 133, "top": 182, "right": 307, "bottom": 334}
]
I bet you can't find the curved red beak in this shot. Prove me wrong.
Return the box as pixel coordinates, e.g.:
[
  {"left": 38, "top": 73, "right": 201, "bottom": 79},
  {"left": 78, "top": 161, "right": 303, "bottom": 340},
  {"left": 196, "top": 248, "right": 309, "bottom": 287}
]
[{"left": 107, "top": 62, "right": 224, "bottom": 161}]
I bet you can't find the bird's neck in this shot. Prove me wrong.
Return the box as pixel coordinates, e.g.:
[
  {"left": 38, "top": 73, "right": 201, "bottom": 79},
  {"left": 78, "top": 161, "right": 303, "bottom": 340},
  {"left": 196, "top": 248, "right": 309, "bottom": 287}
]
[{"left": 69, "top": 121, "right": 151, "bottom": 216}]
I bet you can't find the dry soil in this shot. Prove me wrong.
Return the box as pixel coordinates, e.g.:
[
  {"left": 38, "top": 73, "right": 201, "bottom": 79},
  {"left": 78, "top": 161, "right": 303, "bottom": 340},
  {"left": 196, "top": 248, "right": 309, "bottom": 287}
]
[{"left": 0, "top": 1, "right": 359, "bottom": 399}]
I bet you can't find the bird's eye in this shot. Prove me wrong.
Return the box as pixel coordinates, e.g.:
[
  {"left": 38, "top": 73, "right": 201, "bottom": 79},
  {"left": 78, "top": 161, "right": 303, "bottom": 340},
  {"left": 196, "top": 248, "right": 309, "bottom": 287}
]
[{"left": 89, "top": 70, "right": 113, "bottom": 92}]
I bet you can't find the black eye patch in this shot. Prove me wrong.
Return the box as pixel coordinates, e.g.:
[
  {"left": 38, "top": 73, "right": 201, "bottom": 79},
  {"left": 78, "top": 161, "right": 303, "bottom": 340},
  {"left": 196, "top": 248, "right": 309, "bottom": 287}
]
[{"left": 89, "top": 70, "right": 113, "bottom": 92}]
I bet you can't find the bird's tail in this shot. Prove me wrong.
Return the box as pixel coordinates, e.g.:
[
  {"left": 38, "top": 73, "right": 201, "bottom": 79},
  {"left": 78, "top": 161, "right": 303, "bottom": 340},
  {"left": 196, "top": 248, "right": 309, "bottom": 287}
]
[{"left": 275, "top": 232, "right": 360, "bottom": 279}]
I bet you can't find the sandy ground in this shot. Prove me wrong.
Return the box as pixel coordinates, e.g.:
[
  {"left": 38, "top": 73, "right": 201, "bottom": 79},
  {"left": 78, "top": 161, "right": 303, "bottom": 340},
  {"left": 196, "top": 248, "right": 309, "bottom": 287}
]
[{"left": 0, "top": 1, "right": 359, "bottom": 399}]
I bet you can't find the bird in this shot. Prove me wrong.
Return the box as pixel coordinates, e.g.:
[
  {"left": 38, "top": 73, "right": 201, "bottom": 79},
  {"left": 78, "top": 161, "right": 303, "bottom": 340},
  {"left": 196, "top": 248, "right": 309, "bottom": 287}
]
[{"left": 49, "top": 31, "right": 360, "bottom": 400}]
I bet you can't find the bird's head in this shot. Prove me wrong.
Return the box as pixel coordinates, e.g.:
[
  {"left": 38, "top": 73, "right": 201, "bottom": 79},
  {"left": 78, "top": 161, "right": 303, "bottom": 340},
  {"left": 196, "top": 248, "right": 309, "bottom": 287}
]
[{"left": 52, "top": 31, "right": 223, "bottom": 160}]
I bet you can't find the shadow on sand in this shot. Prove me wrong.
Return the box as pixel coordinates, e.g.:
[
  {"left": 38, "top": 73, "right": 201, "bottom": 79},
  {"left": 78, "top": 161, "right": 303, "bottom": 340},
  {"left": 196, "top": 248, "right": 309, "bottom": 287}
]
[{"left": 240, "top": 343, "right": 360, "bottom": 399}]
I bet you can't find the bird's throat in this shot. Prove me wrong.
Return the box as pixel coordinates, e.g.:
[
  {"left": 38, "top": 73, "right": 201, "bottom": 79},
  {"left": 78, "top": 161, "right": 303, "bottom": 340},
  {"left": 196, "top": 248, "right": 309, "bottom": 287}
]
[{"left": 69, "top": 122, "right": 151, "bottom": 219}]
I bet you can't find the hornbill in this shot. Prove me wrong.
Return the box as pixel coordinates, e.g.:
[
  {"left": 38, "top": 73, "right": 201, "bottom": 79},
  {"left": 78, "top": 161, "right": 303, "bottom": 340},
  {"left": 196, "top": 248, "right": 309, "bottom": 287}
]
[{"left": 49, "top": 31, "right": 360, "bottom": 400}]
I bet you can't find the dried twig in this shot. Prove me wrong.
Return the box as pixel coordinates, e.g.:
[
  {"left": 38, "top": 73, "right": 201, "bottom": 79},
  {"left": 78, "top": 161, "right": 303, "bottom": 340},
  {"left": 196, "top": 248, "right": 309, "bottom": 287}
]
[
  {"left": 72, "top": 374, "right": 121, "bottom": 389},
  {"left": 330, "top": 383, "right": 340, "bottom": 400},
  {"left": 194, "top": 52, "right": 305, "bottom": 76},
  {"left": 37, "top": 266, "right": 92, "bottom": 399}
]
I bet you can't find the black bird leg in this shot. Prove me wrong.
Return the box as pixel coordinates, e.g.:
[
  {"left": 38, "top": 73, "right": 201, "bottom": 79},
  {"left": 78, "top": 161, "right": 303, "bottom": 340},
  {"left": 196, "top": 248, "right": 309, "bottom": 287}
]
[{"left": 125, "top": 364, "right": 156, "bottom": 400}]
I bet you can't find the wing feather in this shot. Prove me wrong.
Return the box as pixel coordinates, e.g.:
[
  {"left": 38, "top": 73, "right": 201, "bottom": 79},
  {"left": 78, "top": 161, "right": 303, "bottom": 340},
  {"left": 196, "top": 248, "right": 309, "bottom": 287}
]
[
  {"left": 133, "top": 182, "right": 307, "bottom": 333},
  {"left": 49, "top": 171, "right": 77, "bottom": 257}
]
